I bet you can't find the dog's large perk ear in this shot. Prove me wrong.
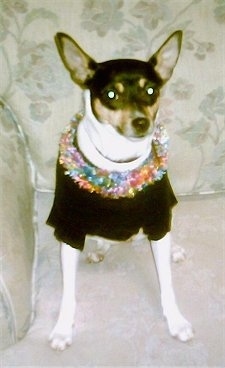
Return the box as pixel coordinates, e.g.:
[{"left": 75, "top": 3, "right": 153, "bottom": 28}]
[
  {"left": 55, "top": 33, "right": 97, "bottom": 87},
  {"left": 149, "top": 30, "right": 182, "bottom": 83}
]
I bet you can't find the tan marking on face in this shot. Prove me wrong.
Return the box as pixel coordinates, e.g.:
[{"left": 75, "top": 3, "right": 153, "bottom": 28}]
[
  {"left": 115, "top": 82, "right": 124, "bottom": 93},
  {"left": 92, "top": 99, "right": 125, "bottom": 129},
  {"left": 144, "top": 100, "right": 159, "bottom": 121},
  {"left": 139, "top": 78, "right": 147, "bottom": 88}
]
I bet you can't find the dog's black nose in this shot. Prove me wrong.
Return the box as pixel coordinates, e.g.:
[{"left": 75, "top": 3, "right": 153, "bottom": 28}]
[{"left": 132, "top": 118, "right": 150, "bottom": 135}]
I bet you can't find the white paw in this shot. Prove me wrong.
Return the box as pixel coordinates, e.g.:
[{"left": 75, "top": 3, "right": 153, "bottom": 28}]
[
  {"left": 167, "top": 315, "right": 194, "bottom": 342},
  {"left": 86, "top": 251, "right": 105, "bottom": 263},
  {"left": 171, "top": 245, "right": 186, "bottom": 263},
  {"left": 49, "top": 325, "right": 73, "bottom": 351}
]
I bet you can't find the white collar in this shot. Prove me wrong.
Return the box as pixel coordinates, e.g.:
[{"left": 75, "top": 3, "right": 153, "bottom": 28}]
[{"left": 77, "top": 90, "right": 153, "bottom": 172}]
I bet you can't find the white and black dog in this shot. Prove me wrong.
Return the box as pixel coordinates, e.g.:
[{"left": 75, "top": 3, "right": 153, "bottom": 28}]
[{"left": 47, "top": 31, "right": 194, "bottom": 350}]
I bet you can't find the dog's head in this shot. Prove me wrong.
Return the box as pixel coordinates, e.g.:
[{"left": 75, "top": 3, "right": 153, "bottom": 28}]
[{"left": 55, "top": 31, "right": 182, "bottom": 139}]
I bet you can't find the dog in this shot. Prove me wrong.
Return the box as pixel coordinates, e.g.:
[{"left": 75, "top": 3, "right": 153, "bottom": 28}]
[{"left": 47, "top": 30, "right": 194, "bottom": 350}]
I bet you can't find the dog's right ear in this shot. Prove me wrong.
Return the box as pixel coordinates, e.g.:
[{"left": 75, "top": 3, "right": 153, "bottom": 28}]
[{"left": 55, "top": 33, "right": 98, "bottom": 88}]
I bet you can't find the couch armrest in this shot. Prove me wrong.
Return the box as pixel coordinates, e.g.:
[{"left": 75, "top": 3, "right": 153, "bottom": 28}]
[{"left": 0, "top": 98, "right": 36, "bottom": 349}]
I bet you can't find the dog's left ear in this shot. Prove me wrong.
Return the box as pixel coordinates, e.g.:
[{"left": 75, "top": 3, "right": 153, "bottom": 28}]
[{"left": 149, "top": 30, "right": 182, "bottom": 83}]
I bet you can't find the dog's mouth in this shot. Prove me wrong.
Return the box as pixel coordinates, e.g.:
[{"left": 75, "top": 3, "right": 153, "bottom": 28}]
[{"left": 116, "top": 117, "right": 152, "bottom": 140}]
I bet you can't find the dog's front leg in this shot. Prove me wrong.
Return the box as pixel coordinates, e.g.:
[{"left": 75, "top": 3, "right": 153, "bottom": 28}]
[
  {"left": 151, "top": 233, "right": 194, "bottom": 342},
  {"left": 49, "top": 242, "right": 80, "bottom": 350}
]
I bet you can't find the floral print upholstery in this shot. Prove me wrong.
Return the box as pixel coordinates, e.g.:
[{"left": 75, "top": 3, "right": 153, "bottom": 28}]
[{"left": 1, "top": 0, "right": 224, "bottom": 194}]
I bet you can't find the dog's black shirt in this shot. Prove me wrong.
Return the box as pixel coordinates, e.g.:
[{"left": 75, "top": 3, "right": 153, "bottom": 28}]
[{"left": 47, "top": 160, "right": 177, "bottom": 250}]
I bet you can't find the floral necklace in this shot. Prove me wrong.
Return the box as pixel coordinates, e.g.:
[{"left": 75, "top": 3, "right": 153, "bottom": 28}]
[{"left": 59, "top": 115, "right": 169, "bottom": 199}]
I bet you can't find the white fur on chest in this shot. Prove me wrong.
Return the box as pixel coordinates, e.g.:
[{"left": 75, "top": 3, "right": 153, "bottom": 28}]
[{"left": 77, "top": 91, "right": 153, "bottom": 172}]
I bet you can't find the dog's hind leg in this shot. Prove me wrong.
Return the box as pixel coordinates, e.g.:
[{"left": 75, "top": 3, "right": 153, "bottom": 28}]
[
  {"left": 49, "top": 242, "right": 80, "bottom": 350},
  {"left": 171, "top": 243, "right": 187, "bottom": 263},
  {"left": 86, "top": 237, "right": 111, "bottom": 263},
  {"left": 151, "top": 233, "right": 194, "bottom": 342}
]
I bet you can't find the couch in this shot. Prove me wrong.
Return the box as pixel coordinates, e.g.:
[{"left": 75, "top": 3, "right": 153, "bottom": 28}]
[{"left": 0, "top": 0, "right": 224, "bottom": 352}]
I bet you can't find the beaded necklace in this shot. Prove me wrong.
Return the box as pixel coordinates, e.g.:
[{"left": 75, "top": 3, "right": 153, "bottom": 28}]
[{"left": 59, "top": 115, "right": 169, "bottom": 199}]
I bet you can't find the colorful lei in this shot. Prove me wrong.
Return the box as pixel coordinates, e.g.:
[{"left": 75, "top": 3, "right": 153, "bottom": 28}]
[{"left": 59, "top": 115, "right": 169, "bottom": 199}]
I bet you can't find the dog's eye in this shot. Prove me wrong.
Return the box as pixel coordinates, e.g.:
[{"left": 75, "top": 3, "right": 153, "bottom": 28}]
[
  {"left": 107, "top": 90, "right": 118, "bottom": 100},
  {"left": 146, "top": 87, "right": 154, "bottom": 95}
]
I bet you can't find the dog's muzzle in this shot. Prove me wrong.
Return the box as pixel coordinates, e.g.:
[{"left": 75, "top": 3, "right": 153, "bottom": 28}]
[{"left": 132, "top": 117, "right": 150, "bottom": 136}]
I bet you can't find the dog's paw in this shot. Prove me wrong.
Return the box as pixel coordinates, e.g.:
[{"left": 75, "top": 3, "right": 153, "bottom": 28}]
[
  {"left": 167, "top": 315, "right": 194, "bottom": 342},
  {"left": 86, "top": 251, "right": 105, "bottom": 263},
  {"left": 49, "top": 326, "right": 73, "bottom": 351},
  {"left": 171, "top": 245, "right": 186, "bottom": 263}
]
